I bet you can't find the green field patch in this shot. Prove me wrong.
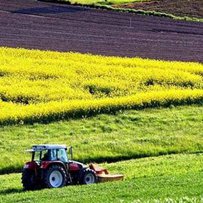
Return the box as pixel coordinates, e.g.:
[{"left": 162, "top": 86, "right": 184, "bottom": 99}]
[
  {"left": 0, "top": 105, "right": 202, "bottom": 174},
  {"left": 0, "top": 153, "right": 202, "bottom": 202}
]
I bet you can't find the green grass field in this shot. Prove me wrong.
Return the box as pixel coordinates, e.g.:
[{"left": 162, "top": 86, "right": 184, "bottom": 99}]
[
  {"left": 0, "top": 105, "right": 202, "bottom": 174},
  {"left": 1, "top": 105, "right": 202, "bottom": 202},
  {"left": 0, "top": 153, "right": 202, "bottom": 203}
]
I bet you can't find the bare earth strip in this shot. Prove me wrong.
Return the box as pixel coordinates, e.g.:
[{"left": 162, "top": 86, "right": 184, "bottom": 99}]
[
  {"left": 114, "top": 0, "right": 203, "bottom": 19},
  {"left": 0, "top": 0, "right": 203, "bottom": 62}
]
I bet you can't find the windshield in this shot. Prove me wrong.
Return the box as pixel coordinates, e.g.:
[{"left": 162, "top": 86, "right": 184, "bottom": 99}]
[
  {"left": 57, "top": 148, "right": 68, "bottom": 162},
  {"left": 50, "top": 149, "right": 68, "bottom": 162},
  {"left": 32, "top": 149, "right": 68, "bottom": 162},
  {"left": 32, "top": 150, "right": 49, "bottom": 162}
]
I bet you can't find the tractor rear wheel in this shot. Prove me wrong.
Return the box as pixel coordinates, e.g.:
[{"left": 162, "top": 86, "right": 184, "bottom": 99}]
[
  {"left": 80, "top": 169, "right": 97, "bottom": 184},
  {"left": 22, "top": 169, "right": 38, "bottom": 190},
  {"left": 44, "top": 165, "right": 67, "bottom": 188}
]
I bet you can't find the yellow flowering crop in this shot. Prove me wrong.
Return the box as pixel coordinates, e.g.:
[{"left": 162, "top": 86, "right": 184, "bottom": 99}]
[{"left": 0, "top": 47, "right": 202, "bottom": 125}]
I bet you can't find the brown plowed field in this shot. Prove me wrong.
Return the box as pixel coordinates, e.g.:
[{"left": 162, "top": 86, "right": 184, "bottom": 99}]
[
  {"left": 0, "top": 0, "right": 203, "bottom": 62},
  {"left": 115, "top": 0, "right": 203, "bottom": 19}
]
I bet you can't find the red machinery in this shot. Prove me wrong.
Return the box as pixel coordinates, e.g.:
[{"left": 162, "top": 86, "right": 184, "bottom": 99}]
[{"left": 22, "top": 144, "right": 123, "bottom": 190}]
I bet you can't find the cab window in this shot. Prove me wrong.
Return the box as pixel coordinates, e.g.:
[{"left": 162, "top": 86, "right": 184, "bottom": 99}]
[
  {"left": 58, "top": 149, "right": 68, "bottom": 162},
  {"left": 46, "top": 149, "right": 68, "bottom": 162},
  {"left": 50, "top": 149, "right": 57, "bottom": 161}
]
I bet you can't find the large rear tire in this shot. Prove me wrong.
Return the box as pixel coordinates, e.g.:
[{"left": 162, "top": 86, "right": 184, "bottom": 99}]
[
  {"left": 22, "top": 169, "right": 38, "bottom": 190},
  {"left": 44, "top": 165, "right": 67, "bottom": 188},
  {"left": 80, "top": 169, "right": 97, "bottom": 184}
]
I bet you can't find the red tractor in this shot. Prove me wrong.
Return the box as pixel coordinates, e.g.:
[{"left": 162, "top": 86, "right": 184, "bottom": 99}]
[{"left": 22, "top": 144, "right": 123, "bottom": 190}]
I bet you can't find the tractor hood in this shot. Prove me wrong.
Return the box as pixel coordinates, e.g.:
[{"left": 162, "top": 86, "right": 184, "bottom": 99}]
[{"left": 69, "top": 160, "right": 88, "bottom": 170}]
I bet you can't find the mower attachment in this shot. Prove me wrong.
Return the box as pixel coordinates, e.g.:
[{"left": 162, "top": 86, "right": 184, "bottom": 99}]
[{"left": 89, "top": 163, "right": 124, "bottom": 182}]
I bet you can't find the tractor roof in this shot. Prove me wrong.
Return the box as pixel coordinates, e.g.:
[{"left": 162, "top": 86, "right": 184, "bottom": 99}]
[{"left": 27, "top": 144, "right": 67, "bottom": 152}]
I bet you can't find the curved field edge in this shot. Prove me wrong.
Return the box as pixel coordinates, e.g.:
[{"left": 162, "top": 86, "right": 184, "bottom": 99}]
[
  {"left": 97, "top": 5, "right": 203, "bottom": 23},
  {"left": 41, "top": 0, "right": 203, "bottom": 22},
  {"left": 0, "top": 105, "right": 202, "bottom": 174},
  {"left": 1, "top": 47, "right": 203, "bottom": 126},
  {"left": 1, "top": 89, "right": 203, "bottom": 125},
  {"left": 0, "top": 153, "right": 202, "bottom": 202}
]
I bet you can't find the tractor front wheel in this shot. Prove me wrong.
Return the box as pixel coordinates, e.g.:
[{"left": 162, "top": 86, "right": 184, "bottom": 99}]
[
  {"left": 44, "top": 165, "right": 67, "bottom": 188},
  {"left": 22, "top": 169, "right": 38, "bottom": 190},
  {"left": 80, "top": 169, "right": 97, "bottom": 184}
]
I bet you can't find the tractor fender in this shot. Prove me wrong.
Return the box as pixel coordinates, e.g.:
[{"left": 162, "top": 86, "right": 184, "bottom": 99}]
[
  {"left": 23, "top": 161, "right": 39, "bottom": 170},
  {"left": 40, "top": 161, "right": 67, "bottom": 171}
]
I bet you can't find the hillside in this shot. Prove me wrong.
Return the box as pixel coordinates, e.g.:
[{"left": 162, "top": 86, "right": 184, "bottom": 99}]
[
  {"left": 113, "top": 0, "right": 203, "bottom": 19},
  {"left": 0, "top": 0, "right": 202, "bottom": 202}
]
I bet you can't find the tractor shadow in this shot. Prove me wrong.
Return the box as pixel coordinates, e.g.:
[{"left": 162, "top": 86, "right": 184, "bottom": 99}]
[{"left": 0, "top": 188, "right": 24, "bottom": 195}]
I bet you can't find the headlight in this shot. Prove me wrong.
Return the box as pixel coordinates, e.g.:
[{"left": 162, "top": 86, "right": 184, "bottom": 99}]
[{"left": 24, "top": 164, "right": 29, "bottom": 169}]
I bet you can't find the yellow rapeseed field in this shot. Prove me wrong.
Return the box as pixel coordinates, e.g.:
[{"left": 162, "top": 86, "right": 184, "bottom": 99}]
[{"left": 0, "top": 47, "right": 202, "bottom": 124}]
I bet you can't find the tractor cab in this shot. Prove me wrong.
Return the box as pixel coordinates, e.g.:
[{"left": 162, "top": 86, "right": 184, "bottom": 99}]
[{"left": 28, "top": 145, "right": 71, "bottom": 164}]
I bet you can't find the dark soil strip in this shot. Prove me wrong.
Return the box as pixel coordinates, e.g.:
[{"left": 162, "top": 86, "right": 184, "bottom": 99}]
[{"left": 0, "top": 0, "right": 203, "bottom": 62}]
